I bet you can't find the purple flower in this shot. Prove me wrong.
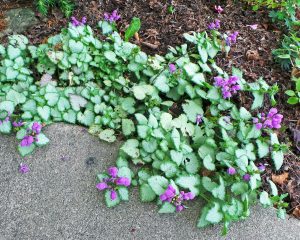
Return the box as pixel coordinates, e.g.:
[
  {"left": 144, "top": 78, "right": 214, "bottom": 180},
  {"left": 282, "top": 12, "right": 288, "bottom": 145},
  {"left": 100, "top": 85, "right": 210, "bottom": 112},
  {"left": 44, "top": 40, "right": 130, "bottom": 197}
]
[
  {"left": 208, "top": 19, "right": 221, "bottom": 30},
  {"left": 108, "top": 166, "right": 118, "bottom": 178},
  {"left": 32, "top": 122, "right": 42, "bottom": 134},
  {"left": 96, "top": 166, "right": 131, "bottom": 199},
  {"left": 258, "top": 164, "right": 266, "bottom": 172},
  {"left": 227, "top": 167, "right": 236, "bottom": 175},
  {"left": 226, "top": 31, "right": 239, "bottom": 46},
  {"left": 116, "top": 177, "right": 131, "bottom": 187},
  {"left": 96, "top": 182, "right": 108, "bottom": 190},
  {"left": 214, "top": 75, "right": 241, "bottom": 99},
  {"left": 169, "top": 63, "right": 177, "bottom": 73},
  {"left": 104, "top": 10, "right": 121, "bottom": 23},
  {"left": 160, "top": 185, "right": 194, "bottom": 212},
  {"left": 71, "top": 16, "right": 87, "bottom": 27},
  {"left": 110, "top": 190, "right": 117, "bottom": 200},
  {"left": 196, "top": 114, "right": 202, "bottom": 125},
  {"left": 19, "top": 163, "right": 30, "bottom": 174},
  {"left": 20, "top": 135, "right": 34, "bottom": 147},
  {"left": 215, "top": 5, "right": 223, "bottom": 14},
  {"left": 243, "top": 174, "right": 251, "bottom": 181},
  {"left": 13, "top": 121, "right": 24, "bottom": 128},
  {"left": 253, "top": 108, "right": 283, "bottom": 130}
]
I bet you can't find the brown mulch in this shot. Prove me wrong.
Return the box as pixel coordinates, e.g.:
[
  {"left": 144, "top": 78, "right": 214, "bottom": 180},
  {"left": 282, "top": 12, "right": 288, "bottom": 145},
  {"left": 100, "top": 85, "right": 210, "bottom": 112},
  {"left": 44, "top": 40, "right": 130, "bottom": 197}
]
[{"left": 0, "top": 0, "right": 299, "bottom": 218}]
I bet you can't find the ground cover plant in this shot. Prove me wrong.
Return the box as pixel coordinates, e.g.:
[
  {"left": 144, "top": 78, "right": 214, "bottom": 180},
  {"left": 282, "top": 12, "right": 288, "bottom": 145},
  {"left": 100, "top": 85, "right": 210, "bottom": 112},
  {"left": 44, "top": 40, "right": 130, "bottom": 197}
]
[{"left": 0, "top": 6, "right": 292, "bottom": 234}]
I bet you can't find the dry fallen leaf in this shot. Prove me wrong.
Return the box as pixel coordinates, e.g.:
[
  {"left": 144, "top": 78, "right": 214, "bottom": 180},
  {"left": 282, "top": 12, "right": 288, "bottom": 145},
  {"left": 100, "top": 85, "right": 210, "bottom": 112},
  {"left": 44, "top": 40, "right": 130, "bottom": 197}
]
[
  {"left": 292, "top": 207, "right": 300, "bottom": 219},
  {"left": 291, "top": 67, "right": 300, "bottom": 78},
  {"left": 246, "top": 50, "right": 260, "bottom": 61},
  {"left": 272, "top": 172, "right": 289, "bottom": 185}
]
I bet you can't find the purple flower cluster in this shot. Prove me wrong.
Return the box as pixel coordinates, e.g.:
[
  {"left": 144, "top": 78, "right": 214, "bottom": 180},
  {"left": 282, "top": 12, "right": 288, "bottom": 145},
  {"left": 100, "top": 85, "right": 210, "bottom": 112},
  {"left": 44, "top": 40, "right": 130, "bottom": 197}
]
[
  {"left": 214, "top": 75, "right": 241, "bottom": 99},
  {"left": 20, "top": 122, "right": 43, "bottom": 147},
  {"left": 258, "top": 163, "right": 266, "bottom": 172},
  {"left": 19, "top": 163, "right": 30, "bottom": 174},
  {"left": 253, "top": 108, "right": 283, "bottom": 130},
  {"left": 169, "top": 63, "right": 177, "bottom": 74},
  {"left": 208, "top": 19, "right": 221, "bottom": 30},
  {"left": 96, "top": 166, "right": 131, "bottom": 201},
  {"left": 226, "top": 31, "right": 239, "bottom": 46},
  {"left": 227, "top": 167, "right": 236, "bottom": 175},
  {"left": 243, "top": 174, "right": 251, "bottom": 181},
  {"left": 104, "top": 10, "right": 121, "bottom": 23},
  {"left": 215, "top": 5, "right": 223, "bottom": 14},
  {"left": 71, "top": 16, "right": 87, "bottom": 27},
  {"left": 160, "top": 185, "right": 195, "bottom": 212},
  {"left": 13, "top": 120, "right": 24, "bottom": 128}
]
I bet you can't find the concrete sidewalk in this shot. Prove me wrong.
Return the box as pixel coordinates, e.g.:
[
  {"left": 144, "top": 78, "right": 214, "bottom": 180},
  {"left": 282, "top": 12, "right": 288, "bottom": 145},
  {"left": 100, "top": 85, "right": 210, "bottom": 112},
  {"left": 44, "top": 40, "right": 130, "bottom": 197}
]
[{"left": 0, "top": 124, "right": 299, "bottom": 240}]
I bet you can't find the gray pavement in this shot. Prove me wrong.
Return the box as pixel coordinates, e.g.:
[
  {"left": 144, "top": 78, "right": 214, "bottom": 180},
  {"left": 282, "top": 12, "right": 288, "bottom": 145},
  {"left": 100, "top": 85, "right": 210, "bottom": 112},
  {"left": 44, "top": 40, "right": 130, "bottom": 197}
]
[{"left": 0, "top": 123, "right": 299, "bottom": 240}]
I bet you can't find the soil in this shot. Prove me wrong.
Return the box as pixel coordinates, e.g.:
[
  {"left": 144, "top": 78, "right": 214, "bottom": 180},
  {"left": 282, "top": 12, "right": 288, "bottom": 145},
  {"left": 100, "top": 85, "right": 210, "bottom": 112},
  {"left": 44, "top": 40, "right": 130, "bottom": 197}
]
[{"left": 0, "top": 0, "right": 299, "bottom": 218}]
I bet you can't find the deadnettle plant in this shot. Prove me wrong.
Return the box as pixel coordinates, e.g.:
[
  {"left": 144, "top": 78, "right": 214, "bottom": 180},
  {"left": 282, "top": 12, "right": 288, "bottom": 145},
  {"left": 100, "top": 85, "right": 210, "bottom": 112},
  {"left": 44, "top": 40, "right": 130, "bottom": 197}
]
[
  {"left": 96, "top": 166, "right": 131, "bottom": 203},
  {"left": 253, "top": 108, "right": 283, "bottom": 130},
  {"left": 160, "top": 185, "right": 195, "bottom": 212},
  {"left": 20, "top": 122, "right": 43, "bottom": 147},
  {"left": 214, "top": 75, "right": 241, "bottom": 99}
]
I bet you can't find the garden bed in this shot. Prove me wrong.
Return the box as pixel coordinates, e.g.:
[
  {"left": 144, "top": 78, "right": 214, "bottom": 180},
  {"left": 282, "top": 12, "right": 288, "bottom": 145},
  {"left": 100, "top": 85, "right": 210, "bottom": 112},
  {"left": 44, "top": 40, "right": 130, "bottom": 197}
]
[{"left": 0, "top": 0, "right": 299, "bottom": 220}]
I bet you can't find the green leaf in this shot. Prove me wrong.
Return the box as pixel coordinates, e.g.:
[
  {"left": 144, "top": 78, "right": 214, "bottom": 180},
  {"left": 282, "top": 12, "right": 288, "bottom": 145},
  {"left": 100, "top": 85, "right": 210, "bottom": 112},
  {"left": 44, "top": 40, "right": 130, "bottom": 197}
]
[
  {"left": 45, "top": 92, "right": 59, "bottom": 106},
  {"left": 239, "top": 107, "right": 252, "bottom": 120},
  {"left": 7, "top": 45, "right": 21, "bottom": 59},
  {"left": 121, "top": 139, "right": 140, "bottom": 158},
  {"left": 6, "top": 90, "right": 26, "bottom": 105},
  {"left": 287, "top": 97, "right": 299, "bottom": 105},
  {"left": 198, "top": 46, "right": 208, "bottom": 63},
  {"left": 285, "top": 90, "right": 295, "bottom": 97},
  {"left": 0, "top": 101, "right": 15, "bottom": 113},
  {"left": 37, "top": 106, "right": 51, "bottom": 121},
  {"left": 203, "top": 155, "right": 215, "bottom": 171},
  {"left": 148, "top": 175, "right": 169, "bottom": 195},
  {"left": 69, "top": 39, "right": 84, "bottom": 53},
  {"left": 184, "top": 153, "right": 200, "bottom": 174},
  {"left": 118, "top": 187, "right": 129, "bottom": 201},
  {"left": 122, "top": 119, "right": 135, "bottom": 136},
  {"left": 171, "top": 128, "right": 180, "bottom": 150},
  {"left": 235, "top": 149, "right": 248, "bottom": 172},
  {"left": 158, "top": 202, "right": 176, "bottom": 213},
  {"left": 63, "top": 109, "right": 77, "bottom": 124},
  {"left": 36, "top": 133, "right": 49, "bottom": 146},
  {"left": 277, "top": 208, "right": 286, "bottom": 220},
  {"left": 104, "top": 190, "right": 121, "bottom": 207},
  {"left": 197, "top": 206, "right": 210, "bottom": 228},
  {"left": 6, "top": 67, "right": 19, "bottom": 80},
  {"left": 98, "top": 20, "right": 113, "bottom": 35},
  {"left": 77, "top": 110, "right": 95, "bottom": 126},
  {"left": 142, "top": 139, "right": 157, "bottom": 153},
  {"left": 251, "top": 92, "right": 264, "bottom": 110},
  {"left": 140, "top": 183, "right": 156, "bottom": 202},
  {"left": 0, "top": 121, "right": 12, "bottom": 133},
  {"left": 104, "top": 50, "right": 118, "bottom": 63},
  {"left": 183, "top": 62, "right": 200, "bottom": 77},
  {"left": 212, "top": 177, "right": 225, "bottom": 200},
  {"left": 175, "top": 175, "right": 200, "bottom": 195},
  {"left": 268, "top": 180, "right": 278, "bottom": 196},
  {"left": 18, "top": 144, "right": 36, "bottom": 157},
  {"left": 182, "top": 100, "right": 203, "bottom": 122},
  {"left": 125, "top": 17, "right": 141, "bottom": 41},
  {"left": 57, "top": 97, "right": 70, "bottom": 112},
  {"left": 160, "top": 112, "right": 173, "bottom": 131},
  {"left": 202, "top": 176, "right": 218, "bottom": 192},
  {"left": 231, "top": 182, "right": 249, "bottom": 195},
  {"left": 133, "top": 85, "right": 154, "bottom": 100},
  {"left": 206, "top": 203, "right": 223, "bottom": 223},
  {"left": 160, "top": 161, "right": 178, "bottom": 178},
  {"left": 99, "top": 129, "right": 116, "bottom": 143},
  {"left": 121, "top": 97, "right": 135, "bottom": 114},
  {"left": 69, "top": 94, "right": 88, "bottom": 111},
  {"left": 272, "top": 150, "right": 283, "bottom": 170},
  {"left": 259, "top": 191, "right": 272, "bottom": 207},
  {"left": 170, "top": 150, "right": 183, "bottom": 166},
  {"left": 154, "top": 74, "right": 170, "bottom": 93},
  {"left": 256, "top": 139, "right": 269, "bottom": 158}
]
